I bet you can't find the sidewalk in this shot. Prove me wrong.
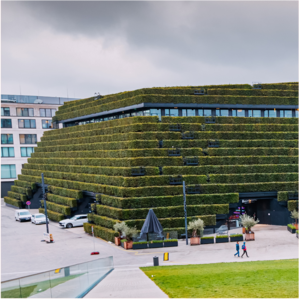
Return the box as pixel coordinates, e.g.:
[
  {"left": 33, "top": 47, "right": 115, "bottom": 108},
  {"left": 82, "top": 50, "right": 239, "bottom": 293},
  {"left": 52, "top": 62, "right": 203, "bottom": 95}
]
[{"left": 84, "top": 268, "right": 168, "bottom": 298}]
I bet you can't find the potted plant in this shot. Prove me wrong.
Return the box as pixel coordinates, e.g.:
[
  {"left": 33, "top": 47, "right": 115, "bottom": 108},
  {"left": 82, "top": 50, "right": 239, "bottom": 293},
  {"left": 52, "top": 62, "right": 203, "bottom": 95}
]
[
  {"left": 287, "top": 224, "right": 296, "bottom": 234},
  {"left": 113, "top": 222, "right": 127, "bottom": 246},
  {"left": 149, "top": 240, "right": 164, "bottom": 248},
  {"left": 290, "top": 210, "right": 299, "bottom": 230},
  {"left": 230, "top": 234, "right": 243, "bottom": 242},
  {"left": 188, "top": 218, "right": 204, "bottom": 245},
  {"left": 240, "top": 214, "right": 259, "bottom": 241},
  {"left": 132, "top": 241, "right": 148, "bottom": 249},
  {"left": 216, "top": 235, "right": 229, "bottom": 243},
  {"left": 122, "top": 224, "right": 138, "bottom": 250},
  {"left": 164, "top": 239, "right": 178, "bottom": 247},
  {"left": 201, "top": 236, "right": 214, "bottom": 244}
]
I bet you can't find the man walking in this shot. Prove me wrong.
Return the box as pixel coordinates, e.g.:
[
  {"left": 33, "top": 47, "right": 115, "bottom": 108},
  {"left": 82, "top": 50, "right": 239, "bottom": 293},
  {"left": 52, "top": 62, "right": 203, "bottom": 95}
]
[
  {"left": 234, "top": 241, "right": 240, "bottom": 257},
  {"left": 241, "top": 241, "right": 249, "bottom": 258}
]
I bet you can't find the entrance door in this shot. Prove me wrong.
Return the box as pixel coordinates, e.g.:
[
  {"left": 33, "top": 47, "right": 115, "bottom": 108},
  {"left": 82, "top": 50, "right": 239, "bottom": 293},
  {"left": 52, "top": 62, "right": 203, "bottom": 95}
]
[{"left": 256, "top": 199, "right": 272, "bottom": 224}]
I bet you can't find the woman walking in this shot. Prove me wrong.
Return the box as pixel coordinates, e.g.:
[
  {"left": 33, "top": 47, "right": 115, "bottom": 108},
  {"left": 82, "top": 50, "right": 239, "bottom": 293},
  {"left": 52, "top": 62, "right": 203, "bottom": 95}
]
[{"left": 241, "top": 241, "right": 249, "bottom": 258}]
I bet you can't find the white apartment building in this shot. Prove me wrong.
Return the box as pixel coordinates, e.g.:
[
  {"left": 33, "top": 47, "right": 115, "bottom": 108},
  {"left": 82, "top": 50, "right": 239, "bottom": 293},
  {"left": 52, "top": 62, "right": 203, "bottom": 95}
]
[{"left": 1, "top": 94, "right": 77, "bottom": 197}]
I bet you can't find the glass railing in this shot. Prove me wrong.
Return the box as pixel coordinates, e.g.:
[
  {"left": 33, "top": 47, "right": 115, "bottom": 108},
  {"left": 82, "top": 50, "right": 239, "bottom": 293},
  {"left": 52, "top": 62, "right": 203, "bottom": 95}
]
[{"left": 1, "top": 256, "right": 114, "bottom": 298}]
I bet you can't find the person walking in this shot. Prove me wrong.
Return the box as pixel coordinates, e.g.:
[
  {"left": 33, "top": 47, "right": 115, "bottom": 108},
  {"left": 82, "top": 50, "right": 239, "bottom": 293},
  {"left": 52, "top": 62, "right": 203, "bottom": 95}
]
[
  {"left": 234, "top": 241, "right": 240, "bottom": 257},
  {"left": 241, "top": 241, "right": 249, "bottom": 258}
]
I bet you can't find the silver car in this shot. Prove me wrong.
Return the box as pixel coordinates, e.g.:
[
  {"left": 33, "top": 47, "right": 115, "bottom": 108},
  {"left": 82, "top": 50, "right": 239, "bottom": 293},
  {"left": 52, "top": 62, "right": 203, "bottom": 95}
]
[{"left": 31, "top": 213, "right": 49, "bottom": 225}]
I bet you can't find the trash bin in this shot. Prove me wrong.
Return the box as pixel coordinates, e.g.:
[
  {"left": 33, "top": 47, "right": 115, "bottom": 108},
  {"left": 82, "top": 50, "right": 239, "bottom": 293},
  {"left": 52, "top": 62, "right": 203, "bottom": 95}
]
[{"left": 153, "top": 256, "right": 159, "bottom": 266}]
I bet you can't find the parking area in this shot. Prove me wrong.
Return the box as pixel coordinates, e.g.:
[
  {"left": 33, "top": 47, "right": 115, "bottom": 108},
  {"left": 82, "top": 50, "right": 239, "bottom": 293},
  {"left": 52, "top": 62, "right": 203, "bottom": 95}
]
[{"left": 2, "top": 204, "right": 299, "bottom": 283}]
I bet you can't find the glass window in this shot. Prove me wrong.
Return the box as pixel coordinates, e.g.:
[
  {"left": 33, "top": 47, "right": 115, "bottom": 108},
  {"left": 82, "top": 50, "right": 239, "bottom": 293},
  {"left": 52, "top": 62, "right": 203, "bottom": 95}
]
[
  {"left": 296, "top": 110, "right": 299, "bottom": 118},
  {"left": 21, "top": 147, "right": 34, "bottom": 157},
  {"left": 150, "top": 109, "right": 161, "bottom": 120},
  {"left": 232, "top": 109, "right": 245, "bottom": 117},
  {"left": 1, "top": 165, "right": 16, "bottom": 179},
  {"left": 264, "top": 110, "right": 277, "bottom": 118},
  {"left": 203, "top": 109, "right": 212, "bottom": 116},
  {"left": 1, "top": 107, "right": 10, "bottom": 116},
  {"left": 248, "top": 110, "right": 261, "bottom": 117},
  {"left": 52, "top": 109, "right": 57, "bottom": 116},
  {"left": 198, "top": 109, "right": 204, "bottom": 116},
  {"left": 19, "top": 134, "right": 37, "bottom": 144},
  {"left": 1, "top": 134, "right": 13, "bottom": 144},
  {"left": 216, "top": 109, "right": 229, "bottom": 117},
  {"left": 18, "top": 119, "right": 36, "bottom": 128},
  {"left": 280, "top": 110, "right": 293, "bottom": 118},
  {"left": 182, "top": 109, "right": 196, "bottom": 117},
  {"left": 165, "top": 109, "right": 179, "bottom": 117},
  {"left": 42, "top": 120, "right": 52, "bottom": 129},
  {"left": 1, "top": 119, "right": 12, "bottom": 128},
  {"left": 16, "top": 108, "right": 34, "bottom": 117},
  {"left": 1, "top": 147, "right": 14, "bottom": 157},
  {"left": 143, "top": 110, "right": 151, "bottom": 116},
  {"left": 40, "top": 109, "right": 56, "bottom": 117}
]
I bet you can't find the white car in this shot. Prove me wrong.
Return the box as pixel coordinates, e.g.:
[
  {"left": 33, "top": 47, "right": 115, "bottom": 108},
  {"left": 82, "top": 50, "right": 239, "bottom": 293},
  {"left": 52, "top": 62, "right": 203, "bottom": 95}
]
[
  {"left": 59, "top": 215, "right": 88, "bottom": 228},
  {"left": 15, "top": 209, "right": 32, "bottom": 222},
  {"left": 31, "top": 213, "right": 49, "bottom": 225}
]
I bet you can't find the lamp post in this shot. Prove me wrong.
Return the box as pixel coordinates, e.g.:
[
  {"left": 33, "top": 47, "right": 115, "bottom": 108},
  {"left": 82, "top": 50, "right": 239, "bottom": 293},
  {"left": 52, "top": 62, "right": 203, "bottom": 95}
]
[{"left": 183, "top": 181, "right": 188, "bottom": 245}]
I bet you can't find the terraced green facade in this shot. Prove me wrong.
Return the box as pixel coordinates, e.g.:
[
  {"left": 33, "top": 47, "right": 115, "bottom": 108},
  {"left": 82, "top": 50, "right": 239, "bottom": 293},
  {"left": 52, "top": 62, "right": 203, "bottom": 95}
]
[{"left": 5, "top": 82, "right": 299, "bottom": 241}]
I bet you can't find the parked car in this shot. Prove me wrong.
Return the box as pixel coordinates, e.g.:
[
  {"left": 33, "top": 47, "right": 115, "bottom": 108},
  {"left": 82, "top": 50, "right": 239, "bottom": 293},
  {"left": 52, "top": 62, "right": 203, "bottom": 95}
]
[
  {"left": 59, "top": 215, "right": 88, "bottom": 228},
  {"left": 31, "top": 213, "right": 49, "bottom": 225},
  {"left": 15, "top": 210, "right": 32, "bottom": 222},
  {"left": 216, "top": 225, "right": 228, "bottom": 235}
]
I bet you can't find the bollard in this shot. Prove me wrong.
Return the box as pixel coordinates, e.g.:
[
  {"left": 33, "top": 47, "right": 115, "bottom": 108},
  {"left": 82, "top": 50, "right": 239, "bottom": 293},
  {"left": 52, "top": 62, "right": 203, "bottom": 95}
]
[
  {"left": 163, "top": 252, "right": 169, "bottom": 261},
  {"left": 153, "top": 256, "right": 159, "bottom": 266}
]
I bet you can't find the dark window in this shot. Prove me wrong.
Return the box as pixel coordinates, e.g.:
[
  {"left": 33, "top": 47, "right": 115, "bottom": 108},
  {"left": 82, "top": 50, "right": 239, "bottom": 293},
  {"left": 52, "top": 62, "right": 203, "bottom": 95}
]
[
  {"left": 19, "top": 134, "right": 37, "bottom": 144},
  {"left": 16, "top": 108, "right": 34, "bottom": 117},
  {"left": 1, "top": 134, "right": 13, "bottom": 144},
  {"left": 1, "top": 165, "right": 16, "bottom": 179},
  {"left": 1, "top": 147, "right": 14, "bottom": 157},
  {"left": 1, "top": 107, "right": 10, "bottom": 116},
  {"left": 1, "top": 119, "right": 12, "bottom": 128},
  {"left": 21, "top": 147, "right": 34, "bottom": 157},
  {"left": 18, "top": 119, "right": 36, "bottom": 128},
  {"left": 42, "top": 120, "right": 52, "bottom": 129}
]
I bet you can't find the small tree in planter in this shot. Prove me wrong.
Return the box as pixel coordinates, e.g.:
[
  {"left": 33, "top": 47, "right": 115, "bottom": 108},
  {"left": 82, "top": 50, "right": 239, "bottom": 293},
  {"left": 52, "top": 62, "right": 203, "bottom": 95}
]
[
  {"left": 290, "top": 210, "right": 299, "bottom": 230},
  {"left": 188, "top": 218, "right": 204, "bottom": 245},
  {"left": 113, "top": 222, "right": 127, "bottom": 246},
  {"left": 240, "top": 214, "right": 259, "bottom": 241},
  {"left": 122, "top": 225, "right": 138, "bottom": 250}
]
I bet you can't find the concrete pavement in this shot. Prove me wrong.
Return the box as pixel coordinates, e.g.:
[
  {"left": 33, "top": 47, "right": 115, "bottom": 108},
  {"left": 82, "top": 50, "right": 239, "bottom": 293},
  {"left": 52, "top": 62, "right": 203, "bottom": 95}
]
[{"left": 85, "top": 268, "right": 168, "bottom": 298}]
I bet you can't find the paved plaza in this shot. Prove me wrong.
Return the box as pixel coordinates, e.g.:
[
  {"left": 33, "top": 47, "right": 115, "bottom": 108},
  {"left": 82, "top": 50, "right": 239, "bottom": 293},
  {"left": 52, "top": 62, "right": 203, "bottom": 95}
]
[{"left": 1, "top": 204, "right": 298, "bottom": 298}]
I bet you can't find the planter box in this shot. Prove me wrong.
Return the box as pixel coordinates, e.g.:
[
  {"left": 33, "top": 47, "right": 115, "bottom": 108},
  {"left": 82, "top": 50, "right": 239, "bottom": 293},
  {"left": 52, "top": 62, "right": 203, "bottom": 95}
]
[
  {"left": 149, "top": 242, "right": 163, "bottom": 248},
  {"left": 124, "top": 241, "right": 133, "bottom": 250},
  {"left": 164, "top": 241, "right": 178, "bottom": 247},
  {"left": 245, "top": 232, "right": 255, "bottom": 241},
  {"left": 230, "top": 236, "right": 244, "bottom": 242},
  {"left": 201, "top": 238, "right": 214, "bottom": 244},
  {"left": 287, "top": 226, "right": 296, "bottom": 234},
  {"left": 190, "top": 237, "right": 200, "bottom": 245},
  {"left": 132, "top": 243, "right": 148, "bottom": 250},
  {"left": 216, "top": 237, "right": 229, "bottom": 243},
  {"left": 115, "top": 237, "right": 121, "bottom": 246}
]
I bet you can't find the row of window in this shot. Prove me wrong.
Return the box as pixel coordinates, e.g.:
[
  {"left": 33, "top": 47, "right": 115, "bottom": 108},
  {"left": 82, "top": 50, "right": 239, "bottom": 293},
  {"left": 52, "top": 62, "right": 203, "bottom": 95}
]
[
  {"left": 1, "top": 147, "right": 34, "bottom": 157},
  {"left": 67, "top": 108, "right": 299, "bottom": 127},
  {"left": 1, "top": 107, "right": 56, "bottom": 117},
  {"left": 1, "top": 119, "right": 52, "bottom": 129},
  {"left": 1, "top": 164, "right": 16, "bottom": 179},
  {"left": 1, "top": 134, "right": 37, "bottom": 144}
]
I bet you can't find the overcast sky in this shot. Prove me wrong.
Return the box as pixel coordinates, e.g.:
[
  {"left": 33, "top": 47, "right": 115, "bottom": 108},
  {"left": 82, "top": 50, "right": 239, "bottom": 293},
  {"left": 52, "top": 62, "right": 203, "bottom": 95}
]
[{"left": 1, "top": 1, "right": 298, "bottom": 99}]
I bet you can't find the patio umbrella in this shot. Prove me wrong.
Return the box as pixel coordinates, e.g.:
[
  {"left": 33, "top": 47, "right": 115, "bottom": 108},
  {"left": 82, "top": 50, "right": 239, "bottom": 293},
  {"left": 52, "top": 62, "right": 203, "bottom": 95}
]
[{"left": 140, "top": 209, "right": 163, "bottom": 240}]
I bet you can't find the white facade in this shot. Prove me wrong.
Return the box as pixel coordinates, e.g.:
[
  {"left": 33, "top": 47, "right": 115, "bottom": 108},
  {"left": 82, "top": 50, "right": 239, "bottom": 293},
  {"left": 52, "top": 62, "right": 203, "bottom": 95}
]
[{"left": 1, "top": 103, "right": 61, "bottom": 183}]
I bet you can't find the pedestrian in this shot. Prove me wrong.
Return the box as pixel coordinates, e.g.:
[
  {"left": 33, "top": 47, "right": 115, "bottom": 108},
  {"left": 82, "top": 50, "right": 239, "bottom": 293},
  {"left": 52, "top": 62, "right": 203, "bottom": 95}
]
[
  {"left": 234, "top": 241, "right": 240, "bottom": 257},
  {"left": 241, "top": 241, "right": 249, "bottom": 258},
  {"left": 253, "top": 213, "right": 256, "bottom": 221}
]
